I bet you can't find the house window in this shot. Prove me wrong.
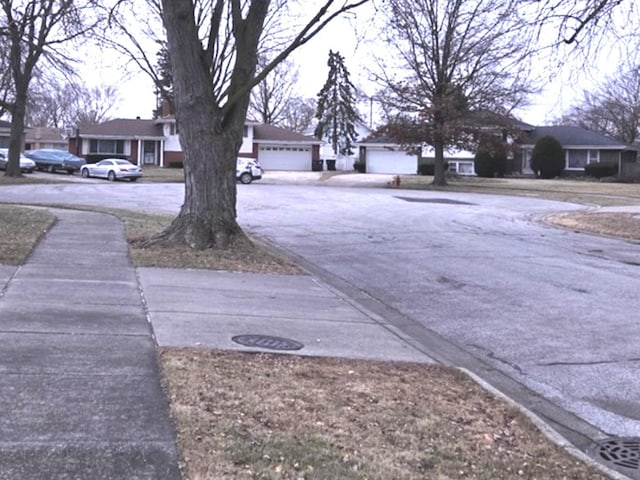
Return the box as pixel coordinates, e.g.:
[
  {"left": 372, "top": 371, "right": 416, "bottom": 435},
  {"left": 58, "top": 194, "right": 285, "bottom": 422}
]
[
  {"left": 243, "top": 125, "right": 248, "bottom": 137},
  {"left": 567, "top": 149, "right": 598, "bottom": 169},
  {"left": 89, "top": 139, "right": 125, "bottom": 155}
]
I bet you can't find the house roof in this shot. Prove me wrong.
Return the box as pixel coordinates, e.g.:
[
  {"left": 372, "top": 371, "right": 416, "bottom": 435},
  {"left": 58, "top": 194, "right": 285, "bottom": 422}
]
[
  {"left": 253, "top": 124, "right": 321, "bottom": 144},
  {"left": 358, "top": 129, "right": 417, "bottom": 147},
  {"left": 523, "top": 125, "right": 628, "bottom": 148},
  {"left": 25, "top": 126, "right": 66, "bottom": 144},
  {"left": 78, "top": 118, "right": 163, "bottom": 139}
]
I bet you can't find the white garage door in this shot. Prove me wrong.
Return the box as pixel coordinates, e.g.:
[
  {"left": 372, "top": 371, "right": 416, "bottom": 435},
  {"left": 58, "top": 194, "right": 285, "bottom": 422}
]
[
  {"left": 258, "top": 146, "right": 312, "bottom": 171},
  {"left": 366, "top": 149, "right": 417, "bottom": 174}
]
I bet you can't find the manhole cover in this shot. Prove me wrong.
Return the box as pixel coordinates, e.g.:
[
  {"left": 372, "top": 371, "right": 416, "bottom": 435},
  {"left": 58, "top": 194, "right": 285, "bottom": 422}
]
[
  {"left": 232, "top": 334, "right": 304, "bottom": 351},
  {"left": 394, "top": 196, "right": 474, "bottom": 205},
  {"left": 594, "top": 437, "right": 640, "bottom": 471}
]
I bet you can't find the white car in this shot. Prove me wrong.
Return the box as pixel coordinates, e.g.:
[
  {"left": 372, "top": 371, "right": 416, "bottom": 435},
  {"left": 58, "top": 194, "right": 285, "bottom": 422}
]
[
  {"left": 80, "top": 158, "right": 143, "bottom": 182},
  {"left": 237, "top": 158, "right": 263, "bottom": 184},
  {"left": 0, "top": 148, "right": 36, "bottom": 173}
]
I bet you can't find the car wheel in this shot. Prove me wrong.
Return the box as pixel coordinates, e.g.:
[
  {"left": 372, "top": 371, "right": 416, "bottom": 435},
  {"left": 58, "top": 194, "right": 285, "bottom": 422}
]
[
  {"left": 67, "top": 169, "right": 74, "bottom": 175},
  {"left": 108, "top": 170, "right": 116, "bottom": 181},
  {"left": 239, "top": 172, "right": 252, "bottom": 184},
  {"left": 47, "top": 165, "right": 55, "bottom": 173},
  {"left": 81, "top": 168, "right": 90, "bottom": 178}
]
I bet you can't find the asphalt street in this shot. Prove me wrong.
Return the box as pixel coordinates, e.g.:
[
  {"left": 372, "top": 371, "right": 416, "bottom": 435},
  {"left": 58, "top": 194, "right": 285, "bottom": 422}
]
[{"left": 1, "top": 179, "right": 640, "bottom": 454}]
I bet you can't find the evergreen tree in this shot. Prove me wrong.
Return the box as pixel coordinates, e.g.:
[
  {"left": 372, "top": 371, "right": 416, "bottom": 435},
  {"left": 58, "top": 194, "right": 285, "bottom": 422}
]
[
  {"left": 152, "top": 45, "right": 174, "bottom": 119},
  {"left": 531, "top": 135, "right": 565, "bottom": 179},
  {"left": 314, "top": 50, "right": 360, "bottom": 156}
]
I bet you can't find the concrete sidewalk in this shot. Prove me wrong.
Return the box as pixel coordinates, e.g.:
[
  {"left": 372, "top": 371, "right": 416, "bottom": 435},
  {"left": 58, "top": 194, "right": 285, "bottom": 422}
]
[
  {"left": 0, "top": 208, "right": 435, "bottom": 478},
  {"left": 0, "top": 210, "right": 180, "bottom": 479},
  {"left": 138, "top": 268, "right": 434, "bottom": 362}
]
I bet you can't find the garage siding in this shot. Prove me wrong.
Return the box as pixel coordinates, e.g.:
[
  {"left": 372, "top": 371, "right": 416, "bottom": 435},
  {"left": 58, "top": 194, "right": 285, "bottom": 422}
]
[
  {"left": 258, "top": 146, "right": 312, "bottom": 171},
  {"left": 366, "top": 149, "right": 417, "bottom": 174}
]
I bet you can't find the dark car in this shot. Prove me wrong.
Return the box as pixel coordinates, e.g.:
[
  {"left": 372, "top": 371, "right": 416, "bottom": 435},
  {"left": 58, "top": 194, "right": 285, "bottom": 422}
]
[{"left": 25, "top": 149, "right": 86, "bottom": 174}]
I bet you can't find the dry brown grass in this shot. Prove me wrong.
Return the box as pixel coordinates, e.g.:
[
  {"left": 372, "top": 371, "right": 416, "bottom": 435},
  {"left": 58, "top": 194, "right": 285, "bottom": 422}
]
[
  {"left": 138, "top": 165, "right": 185, "bottom": 183},
  {"left": 399, "top": 175, "right": 640, "bottom": 207},
  {"left": 545, "top": 211, "right": 640, "bottom": 242},
  {"left": 121, "top": 210, "right": 302, "bottom": 274},
  {"left": 0, "top": 205, "right": 55, "bottom": 264},
  {"left": 0, "top": 173, "right": 61, "bottom": 185},
  {"left": 160, "top": 349, "right": 608, "bottom": 480}
]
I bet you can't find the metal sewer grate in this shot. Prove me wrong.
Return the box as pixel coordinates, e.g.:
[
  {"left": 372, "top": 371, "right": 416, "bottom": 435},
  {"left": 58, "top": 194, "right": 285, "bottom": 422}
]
[
  {"left": 394, "top": 196, "right": 474, "bottom": 205},
  {"left": 232, "top": 334, "right": 304, "bottom": 351},
  {"left": 594, "top": 437, "right": 640, "bottom": 471}
]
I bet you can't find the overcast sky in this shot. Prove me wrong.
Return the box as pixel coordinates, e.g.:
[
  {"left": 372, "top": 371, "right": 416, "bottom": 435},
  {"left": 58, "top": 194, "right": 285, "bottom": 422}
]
[{"left": 107, "top": 2, "right": 620, "bottom": 128}]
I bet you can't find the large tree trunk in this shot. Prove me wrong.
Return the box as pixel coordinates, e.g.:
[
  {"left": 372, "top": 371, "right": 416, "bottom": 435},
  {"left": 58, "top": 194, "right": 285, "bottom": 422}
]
[
  {"left": 5, "top": 91, "right": 27, "bottom": 177},
  {"left": 149, "top": 118, "right": 245, "bottom": 250},
  {"left": 432, "top": 138, "right": 448, "bottom": 186},
  {"left": 146, "top": 90, "right": 247, "bottom": 249},
  {"left": 154, "top": 0, "right": 254, "bottom": 250}
]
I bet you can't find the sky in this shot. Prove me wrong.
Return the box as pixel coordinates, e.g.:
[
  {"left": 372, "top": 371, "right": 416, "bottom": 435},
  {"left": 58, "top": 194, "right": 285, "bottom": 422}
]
[{"left": 107, "top": 2, "right": 619, "bottom": 128}]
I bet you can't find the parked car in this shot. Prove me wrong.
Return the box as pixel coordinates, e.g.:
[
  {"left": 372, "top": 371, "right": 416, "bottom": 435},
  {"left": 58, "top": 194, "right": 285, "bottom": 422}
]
[
  {"left": 24, "top": 149, "right": 86, "bottom": 174},
  {"left": 80, "top": 159, "right": 143, "bottom": 182},
  {"left": 0, "top": 148, "right": 36, "bottom": 173},
  {"left": 237, "top": 158, "right": 263, "bottom": 184}
]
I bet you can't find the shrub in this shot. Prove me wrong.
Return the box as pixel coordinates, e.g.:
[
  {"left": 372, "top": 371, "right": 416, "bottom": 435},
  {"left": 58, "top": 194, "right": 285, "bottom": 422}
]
[
  {"left": 474, "top": 148, "right": 507, "bottom": 178},
  {"left": 417, "top": 162, "right": 449, "bottom": 175},
  {"left": 531, "top": 136, "right": 564, "bottom": 179},
  {"left": 584, "top": 162, "right": 618, "bottom": 179}
]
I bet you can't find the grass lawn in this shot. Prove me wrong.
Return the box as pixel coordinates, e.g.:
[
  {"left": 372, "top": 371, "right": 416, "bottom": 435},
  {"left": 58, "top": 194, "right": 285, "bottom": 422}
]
[
  {"left": 0, "top": 204, "right": 55, "bottom": 264},
  {"left": 1, "top": 176, "right": 634, "bottom": 479},
  {"left": 0, "top": 173, "right": 62, "bottom": 186}
]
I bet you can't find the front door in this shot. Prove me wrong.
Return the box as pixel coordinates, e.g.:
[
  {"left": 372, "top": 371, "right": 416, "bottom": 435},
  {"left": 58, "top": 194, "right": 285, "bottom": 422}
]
[
  {"left": 143, "top": 141, "right": 156, "bottom": 165},
  {"left": 522, "top": 148, "right": 533, "bottom": 174}
]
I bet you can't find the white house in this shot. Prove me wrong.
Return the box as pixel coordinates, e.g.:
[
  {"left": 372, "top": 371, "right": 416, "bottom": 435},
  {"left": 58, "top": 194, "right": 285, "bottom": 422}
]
[
  {"left": 421, "top": 146, "right": 476, "bottom": 176},
  {"left": 356, "top": 132, "right": 420, "bottom": 174}
]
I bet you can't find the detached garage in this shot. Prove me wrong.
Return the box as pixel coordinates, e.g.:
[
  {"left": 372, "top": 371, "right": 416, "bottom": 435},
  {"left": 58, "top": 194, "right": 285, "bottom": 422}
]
[
  {"left": 253, "top": 124, "right": 321, "bottom": 171},
  {"left": 357, "top": 135, "right": 419, "bottom": 174},
  {"left": 258, "top": 145, "right": 312, "bottom": 171}
]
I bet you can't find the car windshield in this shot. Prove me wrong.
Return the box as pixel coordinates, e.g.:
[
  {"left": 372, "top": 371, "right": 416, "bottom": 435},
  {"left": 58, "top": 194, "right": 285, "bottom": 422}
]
[{"left": 115, "top": 160, "right": 131, "bottom": 165}]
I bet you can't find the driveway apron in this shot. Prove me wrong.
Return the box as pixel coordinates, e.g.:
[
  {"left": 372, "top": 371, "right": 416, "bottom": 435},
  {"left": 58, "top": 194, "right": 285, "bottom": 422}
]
[{"left": 0, "top": 209, "right": 180, "bottom": 479}]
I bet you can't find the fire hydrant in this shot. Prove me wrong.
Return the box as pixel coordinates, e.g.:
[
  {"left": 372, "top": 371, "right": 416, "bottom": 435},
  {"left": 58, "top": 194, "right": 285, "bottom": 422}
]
[{"left": 394, "top": 175, "right": 401, "bottom": 187}]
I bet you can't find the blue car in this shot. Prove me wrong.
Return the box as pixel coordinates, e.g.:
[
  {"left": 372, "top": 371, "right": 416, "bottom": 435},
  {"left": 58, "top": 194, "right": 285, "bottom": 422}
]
[{"left": 25, "top": 149, "right": 86, "bottom": 174}]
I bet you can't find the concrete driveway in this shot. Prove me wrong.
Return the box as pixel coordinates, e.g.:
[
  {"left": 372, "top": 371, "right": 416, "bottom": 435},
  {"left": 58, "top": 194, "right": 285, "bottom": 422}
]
[{"left": 1, "top": 180, "right": 639, "bottom": 449}]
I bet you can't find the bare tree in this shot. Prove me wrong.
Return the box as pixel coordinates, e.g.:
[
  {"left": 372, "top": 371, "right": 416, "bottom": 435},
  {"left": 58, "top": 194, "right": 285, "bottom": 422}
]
[
  {"left": 0, "top": 0, "right": 101, "bottom": 176},
  {"left": 72, "top": 84, "right": 119, "bottom": 125},
  {"left": 558, "top": 65, "right": 640, "bottom": 145},
  {"left": 27, "top": 80, "right": 119, "bottom": 127},
  {"left": 529, "top": 0, "right": 636, "bottom": 47},
  {"left": 120, "top": 0, "right": 369, "bottom": 250},
  {"left": 249, "top": 56, "right": 300, "bottom": 125},
  {"left": 26, "top": 78, "right": 76, "bottom": 127},
  {"left": 376, "top": 0, "right": 535, "bottom": 185},
  {"left": 279, "top": 96, "right": 316, "bottom": 133}
]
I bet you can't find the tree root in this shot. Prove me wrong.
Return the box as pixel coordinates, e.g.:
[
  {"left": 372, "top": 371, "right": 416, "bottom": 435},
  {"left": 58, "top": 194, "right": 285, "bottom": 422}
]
[{"left": 137, "top": 215, "right": 252, "bottom": 251}]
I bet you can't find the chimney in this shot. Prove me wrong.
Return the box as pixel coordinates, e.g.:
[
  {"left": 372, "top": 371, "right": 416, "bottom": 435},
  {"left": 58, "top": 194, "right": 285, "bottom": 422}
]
[{"left": 161, "top": 99, "right": 173, "bottom": 117}]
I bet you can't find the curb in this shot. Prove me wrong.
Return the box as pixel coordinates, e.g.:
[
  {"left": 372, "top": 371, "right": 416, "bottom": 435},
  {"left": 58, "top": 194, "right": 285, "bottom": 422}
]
[{"left": 460, "top": 367, "right": 635, "bottom": 480}]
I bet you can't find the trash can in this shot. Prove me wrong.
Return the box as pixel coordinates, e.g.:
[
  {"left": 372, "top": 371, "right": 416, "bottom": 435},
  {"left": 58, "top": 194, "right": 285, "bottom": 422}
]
[
  {"left": 326, "top": 159, "right": 336, "bottom": 171},
  {"left": 312, "top": 159, "right": 324, "bottom": 171}
]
